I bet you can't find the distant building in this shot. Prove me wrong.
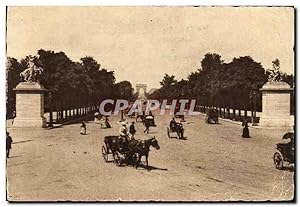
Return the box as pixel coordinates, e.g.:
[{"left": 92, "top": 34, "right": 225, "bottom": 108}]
[{"left": 136, "top": 83, "right": 147, "bottom": 101}]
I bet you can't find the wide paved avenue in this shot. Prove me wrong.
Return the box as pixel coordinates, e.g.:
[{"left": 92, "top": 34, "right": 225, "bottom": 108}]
[{"left": 7, "top": 113, "right": 294, "bottom": 201}]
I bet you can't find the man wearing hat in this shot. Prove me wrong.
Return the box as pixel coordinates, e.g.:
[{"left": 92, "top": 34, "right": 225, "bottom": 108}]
[
  {"left": 129, "top": 122, "right": 136, "bottom": 138},
  {"left": 119, "top": 121, "right": 129, "bottom": 150},
  {"left": 119, "top": 121, "right": 129, "bottom": 137},
  {"left": 6, "top": 132, "right": 13, "bottom": 158}
]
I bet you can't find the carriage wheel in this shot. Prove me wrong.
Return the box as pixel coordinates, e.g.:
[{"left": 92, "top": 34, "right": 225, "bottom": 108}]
[
  {"left": 273, "top": 151, "right": 284, "bottom": 170},
  {"left": 167, "top": 127, "right": 171, "bottom": 138},
  {"left": 102, "top": 145, "right": 108, "bottom": 162}
]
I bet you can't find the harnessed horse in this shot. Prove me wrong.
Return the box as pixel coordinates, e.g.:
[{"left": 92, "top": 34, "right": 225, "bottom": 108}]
[
  {"left": 133, "top": 137, "right": 160, "bottom": 170},
  {"left": 103, "top": 136, "right": 160, "bottom": 169}
]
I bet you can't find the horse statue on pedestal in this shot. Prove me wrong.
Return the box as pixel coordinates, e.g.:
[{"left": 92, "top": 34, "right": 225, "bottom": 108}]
[
  {"left": 267, "top": 58, "right": 283, "bottom": 82},
  {"left": 20, "top": 56, "right": 43, "bottom": 82}
]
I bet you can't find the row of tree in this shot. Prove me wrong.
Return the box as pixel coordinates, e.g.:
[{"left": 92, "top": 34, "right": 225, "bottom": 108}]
[
  {"left": 148, "top": 53, "right": 294, "bottom": 113},
  {"left": 6, "top": 49, "right": 135, "bottom": 119}
]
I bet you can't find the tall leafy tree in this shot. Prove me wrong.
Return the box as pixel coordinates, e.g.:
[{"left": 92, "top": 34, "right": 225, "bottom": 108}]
[
  {"left": 6, "top": 57, "right": 26, "bottom": 118},
  {"left": 115, "top": 81, "right": 134, "bottom": 101},
  {"left": 6, "top": 49, "right": 129, "bottom": 124}
]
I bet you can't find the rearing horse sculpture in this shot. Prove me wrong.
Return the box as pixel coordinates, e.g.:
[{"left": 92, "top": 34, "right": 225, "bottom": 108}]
[{"left": 20, "top": 57, "right": 43, "bottom": 82}]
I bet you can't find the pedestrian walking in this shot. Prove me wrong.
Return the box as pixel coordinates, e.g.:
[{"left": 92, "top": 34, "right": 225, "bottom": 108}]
[
  {"left": 242, "top": 118, "right": 250, "bottom": 138},
  {"left": 6, "top": 132, "right": 13, "bottom": 158},
  {"left": 119, "top": 121, "right": 129, "bottom": 150},
  {"left": 105, "top": 116, "right": 111, "bottom": 128},
  {"left": 144, "top": 119, "right": 150, "bottom": 134},
  {"left": 80, "top": 121, "right": 87, "bottom": 135},
  {"left": 129, "top": 122, "right": 136, "bottom": 138}
]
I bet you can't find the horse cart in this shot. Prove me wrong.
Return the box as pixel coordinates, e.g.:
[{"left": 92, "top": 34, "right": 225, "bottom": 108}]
[
  {"left": 273, "top": 132, "right": 294, "bottom": 170},
  {"left": 145, "top": 115, "right": 156, "bottom": 126},
  {"left": 167, "top": 122, "right": 184, "bottom": 139},
  {"left": 102, "top": 136, "right": 139, "bottom": 166},
  {"left": 102, "top": 136, "right": 160, "bottom": 169}
]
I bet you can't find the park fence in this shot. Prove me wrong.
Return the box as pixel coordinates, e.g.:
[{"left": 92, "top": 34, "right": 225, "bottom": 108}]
[
  {"left": 194, "top": 105, "right": 261, "bottom": 123},
  {"left": 194, "top": 105, "right": 294, "bottom": 126},
  {"left": 44, "top": 105, "right": 99, "bottom": 126}
]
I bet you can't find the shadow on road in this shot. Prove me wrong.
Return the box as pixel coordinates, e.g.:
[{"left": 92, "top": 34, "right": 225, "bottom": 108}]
[
  {"left": 280, "top": 165, "right": 294, "bottom": 172},
  {"left": 206, "top": 123, "right": 222, "bottom": 125},
  {"left": 168, "top": 136, "right": 187, "bottom": 140},
  {"left": 7, "top": 155, "right": 22, "bottom": 159},
  {"left": 138, "top": 164, "right": 168, "bottom": 171},
  {"left": 179, "top": 137, "right": 187, "bottom": 140},
  {"left": 13, "top": 140, "right": 33, "bottom": 144}
]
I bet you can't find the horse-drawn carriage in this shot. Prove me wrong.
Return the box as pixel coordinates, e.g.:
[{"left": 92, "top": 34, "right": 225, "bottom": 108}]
[
  {"left": 144, "top": 115, "right": 155, "bottom": 126},
  {"left": 205, "top": 108, "right": 219, "bottom": 124},
  {"left": 167, "top": 122, "right": 184, "bottom": 139},
  {"left": 273, "top": 132, "right": 294, "bottom": 170},
  {"left": 102, "top": 136, "right": 160, "bottom": 169},
  {"left": 132, "top": 111, "right": 156, "bottom": 126}
]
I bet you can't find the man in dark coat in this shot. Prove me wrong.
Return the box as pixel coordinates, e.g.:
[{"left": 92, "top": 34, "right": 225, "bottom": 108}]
[
  {"left": 144, "top": 119, "right": 150, "bottom": 134},
  {"left": 170, "top": 117, "right": 177, "bottom": 131},
  {"left": 129, "top": 122, "right": 136, "bottom": 137},
  {"left": 105, "top": 116, "right": 111, "bottom": 128},
  {"left": 6, "top": 132, "right": 13, "bottom": 158}
]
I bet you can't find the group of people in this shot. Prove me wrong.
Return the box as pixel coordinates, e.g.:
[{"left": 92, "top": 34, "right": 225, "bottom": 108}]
[
  {"left": 80, "top": 115, "right": 112, "bottom": 135},
  {"left": 119, "top": 121, "right": 137, "bottom": 139},
  {"left": 82, "top": 109, "right": 249, "bottom": 140},
  {"left": 99, "top": 116, "right": 111, "bottom": 129}
]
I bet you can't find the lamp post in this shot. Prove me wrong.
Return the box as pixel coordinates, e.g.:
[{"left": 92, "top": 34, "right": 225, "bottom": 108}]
[
  {"left": 46, "top": 91, "right": 53, "bottom": 127},
  {"left": 120, "top": 110, "right": 124, "bottom": 122},
  {"left": 252, "top": 91, "right": 258, "bottom": 126},
  {"left": 202, "top": 93, "right": 206, "bottom": 113},
  {"left": 119, "top": 90, "right": 125, "bottom": 122},
  {"left": 180, "top": 91, "right": 186, "bottom": 122}
]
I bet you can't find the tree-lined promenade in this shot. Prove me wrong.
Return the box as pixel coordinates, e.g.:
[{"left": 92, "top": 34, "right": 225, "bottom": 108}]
[
  {"left": 149, "top": 54, "right": 294, "bottom": 116},
  {"left": 7, "top": 50, "right": 294, "bottom": 125},
  {"left": 6, "top": 49, "right": 135, "bottom": 124}
]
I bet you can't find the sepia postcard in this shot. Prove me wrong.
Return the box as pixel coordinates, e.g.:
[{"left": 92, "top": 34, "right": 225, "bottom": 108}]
[{"left": 5, "top": 6, "right": 295, "bottom": 202}]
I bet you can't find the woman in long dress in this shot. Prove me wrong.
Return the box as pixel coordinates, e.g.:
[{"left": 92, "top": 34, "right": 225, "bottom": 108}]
[
  {"left": 242, "top": 118, "right": 250, "bottom": 138},
  {"left": 80, "top": 121, "right": 87, "bottom": 135}
]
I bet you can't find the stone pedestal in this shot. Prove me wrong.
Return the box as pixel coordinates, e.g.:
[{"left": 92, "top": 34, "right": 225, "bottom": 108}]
[
  {"left": 13, "top": 82, "right": 47, "bottom": 128},
  {"left": 259, "top": 81, "right": 293, "bottom": 128}
]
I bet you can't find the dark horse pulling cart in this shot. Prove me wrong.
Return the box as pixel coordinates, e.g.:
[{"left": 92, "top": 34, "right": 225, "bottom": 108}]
[{"left": 102, "top": 136, "right": 160, "bottom": 169}]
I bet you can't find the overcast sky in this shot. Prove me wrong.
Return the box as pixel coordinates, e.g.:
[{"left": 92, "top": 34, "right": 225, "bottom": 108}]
[{"left": 7, "top": 6, "right": 294, "bottom": 90}]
